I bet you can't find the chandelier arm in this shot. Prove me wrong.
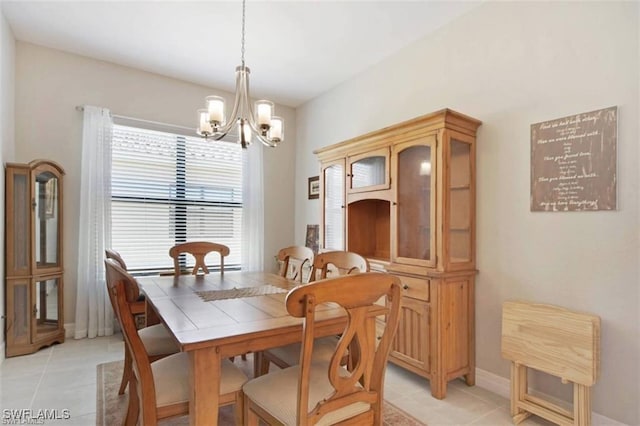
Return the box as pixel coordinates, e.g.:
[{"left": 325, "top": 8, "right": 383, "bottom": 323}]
[
  {"left": 208, "top": 130, "right": 230, "bottom": 141},
  {"left": 214, "top": 119, "right": 236, "bottom": 137},
  {"left": 254, "top": 132, "right": 278, "bottom": 147}
]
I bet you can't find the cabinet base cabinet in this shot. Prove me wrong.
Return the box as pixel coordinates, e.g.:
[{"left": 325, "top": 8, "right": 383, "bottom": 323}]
[
  {"left": 6, "top": 334, "right": 65, "bottom": 358},
  {"left": 389, "top": 296, "right": 430, "bottom": 373},
  {"left": 5, "top": 276, "right": 65, "bottom": 358},
  {"left": 384, "top": 272, "right": 475, "bottom": 399}
]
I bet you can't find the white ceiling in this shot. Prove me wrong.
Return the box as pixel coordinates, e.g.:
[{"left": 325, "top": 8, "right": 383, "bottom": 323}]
[{"left": 2, "top": 1, "right": 479, "bottom": 107}]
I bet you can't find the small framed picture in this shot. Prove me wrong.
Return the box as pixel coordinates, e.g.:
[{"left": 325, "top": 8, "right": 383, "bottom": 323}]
[
  {"left": 308, "top": 176, "right": 320, "bottom": 200},
  {"left": 305, "top": 224, "right": 319, "bottom": 254}
]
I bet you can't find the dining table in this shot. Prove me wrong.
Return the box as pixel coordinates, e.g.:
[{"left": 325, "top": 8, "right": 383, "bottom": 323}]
[{"left": 137, "top": 271, "right": 379, "bottom": 426}]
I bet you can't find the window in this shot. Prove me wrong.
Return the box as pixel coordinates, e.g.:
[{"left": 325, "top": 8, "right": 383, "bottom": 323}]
[
  {"left": 323, "top": 163, "right": 344, "bottom": 250},
  {"left": 111, "top": 124, "right": 243, "bottom": 274}
]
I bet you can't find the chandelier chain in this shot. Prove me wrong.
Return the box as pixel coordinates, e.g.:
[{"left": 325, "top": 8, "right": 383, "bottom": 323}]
[{"left": 241, "top": 0, "right": 246, "bottom": 67}]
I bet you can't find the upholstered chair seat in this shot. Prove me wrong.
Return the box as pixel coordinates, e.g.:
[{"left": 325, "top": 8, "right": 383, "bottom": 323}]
[
  {"left": 243, "top": 363, "right": 369, "bottom": 426},
  {"left": 153, "top": 353, "right": 248, "bottom": 408},
  {"left": 139, "top": 325, "right": 178, "bottom": 356}
]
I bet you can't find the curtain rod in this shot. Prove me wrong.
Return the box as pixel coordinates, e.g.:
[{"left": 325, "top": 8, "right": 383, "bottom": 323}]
[{"left": 75, "top": 105, "right": 196, "bottom": 133}]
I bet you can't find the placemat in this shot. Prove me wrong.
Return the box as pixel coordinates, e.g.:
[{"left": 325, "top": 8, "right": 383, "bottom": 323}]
[{"left": 195, "top": 284, "right": 287, "bottom": 301}]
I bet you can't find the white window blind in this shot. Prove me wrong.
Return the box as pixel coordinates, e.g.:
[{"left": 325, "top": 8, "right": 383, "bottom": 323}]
[
  {"left": 111, "top": 124, "right": 243, "bottom": 274},
  {"left": 323, "top": 164, "right": 344, "bottom": 250}
]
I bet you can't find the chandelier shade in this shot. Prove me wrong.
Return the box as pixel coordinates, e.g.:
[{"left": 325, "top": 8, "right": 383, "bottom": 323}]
[{"left": 197, "top": 0, "right": 283, "bottom": 148}]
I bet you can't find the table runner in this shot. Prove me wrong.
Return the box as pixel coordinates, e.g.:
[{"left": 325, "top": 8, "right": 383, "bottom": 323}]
[{"left": 195, "top": 284, "right": 287, "bottom": 302}]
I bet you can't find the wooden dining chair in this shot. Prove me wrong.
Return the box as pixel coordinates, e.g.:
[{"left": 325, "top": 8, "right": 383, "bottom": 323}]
[
  {"left": 105, "top": 248, "right": 128, "bottom": 270},
  {"left": 277, "top": 245, "right": 314, "bottom": 282},
  {"left": 256, "top": 250, "right": 370, "bottom": 376},
  {"left": 309, "top": 250, "right": 370, "bottom": 282},
  {"left": 108, "top": 275, "right": 248, "bottom": 426},
  {"left": 243, "top": 272, "right": 401, "bottom": 426},
  {"left": 169, "top": 241, "right": 230, "bottom": 275},
  {"left": 168, "top": 242, "right": 248, "bottom": 361},
  {"left": 104, "top": 259, "right": 179, "bottom": 396},
  {"left": 105, "top": 249, "right": 151, "bottom": 326}
]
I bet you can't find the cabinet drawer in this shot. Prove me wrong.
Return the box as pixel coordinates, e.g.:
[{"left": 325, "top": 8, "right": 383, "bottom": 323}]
[{"left": 399, "top": 276, "right": 429, "bottom": 301}]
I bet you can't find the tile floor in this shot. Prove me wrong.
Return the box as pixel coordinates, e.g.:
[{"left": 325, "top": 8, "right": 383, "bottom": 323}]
[{"left": 0, "top": 335, "right": 554, "bottom": 425}]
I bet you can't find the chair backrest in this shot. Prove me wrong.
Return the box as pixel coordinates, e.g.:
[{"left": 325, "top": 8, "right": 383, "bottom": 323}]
[
  {"left": 277, "top": 245, "right": 314, "bottom": 282},
  {"left": 168, "top": 241, "right": 230, "bottom": 275},
  {"left": 309, "top": 250, "right": 370, "bottom": 282},
  {"left": 106, "top": 261, "right": 163, "bottom": 425},
  {"left": 104, "top": 258, "right": 141, "bottom": 309},
  {"left": 285, "top": 272, "right": 401, "bottom": 425},
  {"left": 105, "top": 248, "right": 128, "bottom": 270}
]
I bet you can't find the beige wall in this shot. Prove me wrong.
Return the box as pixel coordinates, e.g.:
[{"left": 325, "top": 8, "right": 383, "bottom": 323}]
[
  {"left": 14, "top": 42, "right": 296, "bottom": 333},
  {"left": 0, "top": 9, "right": 16, "bottom": 356},
  {"left": 295, "top": 2, "right": 639, "bottom": 424}
]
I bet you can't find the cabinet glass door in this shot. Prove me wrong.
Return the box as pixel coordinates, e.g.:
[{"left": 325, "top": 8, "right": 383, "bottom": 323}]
[
  {"left": 7, "top": 168, "right": 31, "bottom": 276},
  {"left": 33, "top": 170, "right": 60, "bottom": 271},
  {"left": 32, "top": 277, "right": 61, "bottom": 341},
  {"left": 7, "top": 279, "right": 30, "bottom": 348},
  {"left": 347, "top": 147, "right": 390, "bottom": 192},
  {"left": 322, "top": 160, "right": 345, "bottom": 250},
  {"left": 393, "top": 137, "right": 436, "bottom": 266},
  {"left": 448, "top": 137, "right": 473, "bottom": 265}
]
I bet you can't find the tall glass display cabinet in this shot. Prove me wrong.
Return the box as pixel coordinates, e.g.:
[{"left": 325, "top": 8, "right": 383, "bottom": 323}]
[
  {"left": 5, "top": 160, "right": 65, "bottom": 357},
  {"left": 314, "top": 109, "right": 481, "bottom": 399}
]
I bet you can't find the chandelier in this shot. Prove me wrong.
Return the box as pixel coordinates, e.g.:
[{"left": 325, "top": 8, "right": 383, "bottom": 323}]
[{"left": 196, "top": 0, "right": 283, "bottom": 148}]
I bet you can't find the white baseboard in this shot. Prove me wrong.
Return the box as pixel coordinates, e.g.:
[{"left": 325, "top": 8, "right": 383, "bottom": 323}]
[
  {"left": 475, "top": 367, "right": 510, "bottom": 399},
  {"left": 475, "top": 368, "right": 627, "bottom": 425},
  {"left": 64, "top": 322, "right": 75, "bottom": 338}
]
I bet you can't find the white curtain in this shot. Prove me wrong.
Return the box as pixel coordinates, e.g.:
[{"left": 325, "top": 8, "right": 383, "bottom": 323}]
[
  {"left": 74, "top": 106, "right": 114, "bottom": 339},
  {"left": 241, "top": 142, "right": 264, "bottom": 271}
]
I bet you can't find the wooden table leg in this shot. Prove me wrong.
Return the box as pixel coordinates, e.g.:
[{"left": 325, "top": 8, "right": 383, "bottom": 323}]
[
  {"left": 189, "top": 347, "right": 221, "bottom": 426},
  {"left": 574, "top": 384, "right": 591, "bottom": 426},
  {"left": 511, "top": 362, "right": 531, "bottom": 424}
]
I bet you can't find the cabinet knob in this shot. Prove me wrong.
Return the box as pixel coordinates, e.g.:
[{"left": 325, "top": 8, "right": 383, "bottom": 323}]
[
  {"left": 393, "top": 202, "right": 397, "bottom": 206},
  {"left": 403, "top": 284, "right": 409, "bottom": 290}
]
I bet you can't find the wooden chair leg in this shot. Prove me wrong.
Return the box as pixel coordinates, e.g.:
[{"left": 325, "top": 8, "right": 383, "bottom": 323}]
[
  {"left": 234, "top": 391, "right": 245, "bottom": 425},
  {"left": 574, "top": 384, "right": 591, "bottom": 426},
  {"left": 124, "top": 374, "right": 139, "bottom": 426},
  {"left": 252, "top": 351, "right": 262, "bottom": 378},
  {"left": 244, "top": 395, "right": 259, "bottom": 426},
  {"left": 258, "top": 352, "right": 271, "bottom": 377},
  {"left": 119, "top": 346, "right": 132, "bottom": 395}
]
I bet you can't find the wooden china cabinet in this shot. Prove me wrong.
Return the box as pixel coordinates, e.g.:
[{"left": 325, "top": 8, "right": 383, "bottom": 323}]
[
  {"left": 315, "top": 109, "right": 481, "bottom": 398},
  {"left": 5, "top": 160, "right": 65, "bottom": 357}
]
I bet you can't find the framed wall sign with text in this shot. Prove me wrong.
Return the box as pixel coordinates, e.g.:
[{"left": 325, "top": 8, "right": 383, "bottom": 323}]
[{"left": 531, "top": 106, "right": 617, "bottom": 212}]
